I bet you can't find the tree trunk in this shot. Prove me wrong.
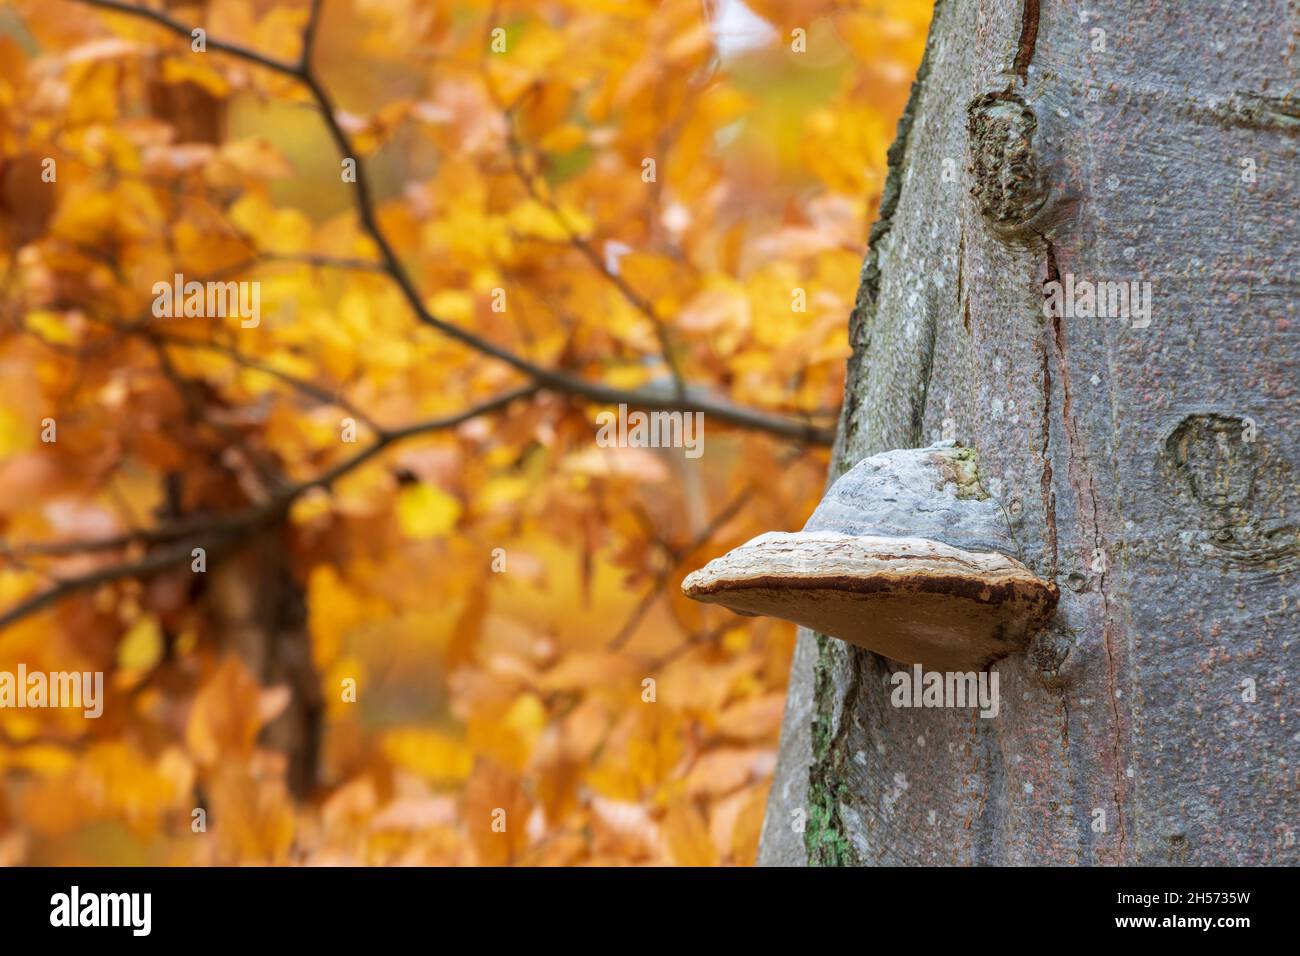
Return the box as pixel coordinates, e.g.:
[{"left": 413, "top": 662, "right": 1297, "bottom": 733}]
[
  {"left": 207, "top": 530, "right": 322, "bottom": 799},
  {"left": 760, "top": 0, "right": 1298, "bottom": 866}
]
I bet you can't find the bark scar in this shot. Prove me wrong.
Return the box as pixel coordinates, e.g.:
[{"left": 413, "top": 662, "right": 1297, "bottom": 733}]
[{"left": 967, "top": 91, "right": 1049, "bottom": 234}]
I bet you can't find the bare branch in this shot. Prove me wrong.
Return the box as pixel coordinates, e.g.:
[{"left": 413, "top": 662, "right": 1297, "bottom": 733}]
[
  {"left": 78, "top": 0, "right": 301, "bottom": 80},
  {"left": 258, "top": 251, "right": 387, "bottom": 273},
  {"left": 0, "top": 385, "right": 542, "bottom": 632},
  {"left": 300, "top": 0, "right": 325, "bottom": 71},
  {"left": 298, "top": 61, "right": 833, "bottom": 441},
  {"left": 299, "top": 383, "right": 542, "bottom": 492},
  {"left": 143, "top": 328, "right": 386, "bottom": 434},
  {"left": 0, "top": 535, "right": 230, "bottom": 632}
]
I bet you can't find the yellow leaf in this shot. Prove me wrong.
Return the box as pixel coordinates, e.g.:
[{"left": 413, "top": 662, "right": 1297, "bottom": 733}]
[
  {"left": 208, "top": 761, "right": 295, "bottom": 863},
  {"left": 467, "top": 693, "right": 546, "bottom": 770},
  {"left": 289, "top": 486, "right": 333, "bottom": 526},
  {"left": 427, "top": 290, "right": 474, "bottom": 324},
  {"left": 117, "top": 614, "right": 164, "bottom": 676},
  {"left": 8, "top": 744, "right": 76, "bottom": 776},
  {"left": 161, "top": 55, "right": 229, "bottom": 97},
  {"left": 507, "top": 198, "right": 591, "bottom": 242},
  {"left": 307, "top": 564, "right": 365, "bottom": 669},
  {"left": 464, "top": 762, "right": 531, "bottom": 865},
  {"left": 0, "top": 568, "right": 38, "bottom": 605},
  {"left": 476, "top": 474, "right": 530, "bottom": 511},
  {"left": 0, "top": 408, "right": 36, "bottom": 457},
  {"left": 684, "top": 747, "right": 765, "bottom": 798},
  {"left": 396, "top": 483, "right": 461, "bottom": 540},
  {"left": 664, "top": 797, "right": 718, "bottom": 866},
  {"left": 24, "top": 310, "right": 77, "bottom": 345},
  {"left": 206, "top": 137, "right": 293, "bottom": 189},
  {"left": 382, "top": 728, "right": 474, "bottom": 784},
  {"left": 538, "top": 123, "right": 587, "bottom": 153}
]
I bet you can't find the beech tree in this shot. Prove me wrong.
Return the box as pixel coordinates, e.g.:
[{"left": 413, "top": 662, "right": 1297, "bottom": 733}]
[{"left": 759, "top": 0, "right": 1298, "bottom": 865}]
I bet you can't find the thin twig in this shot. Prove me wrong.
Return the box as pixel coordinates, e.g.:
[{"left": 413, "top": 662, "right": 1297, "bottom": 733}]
[
  {"left": 495, "top": 83, "right": 689, "bottom": 397},
  {"left": 0, "top": 385, "right": 541, "bottom": 631},
  {"left": 141, "top": 327, "right": 385, "bottom": 434},
  {"left": 70, "top": 0, "right": 833, "bottom": 445},
  {"left": 80, "top": 0, "right": 301, "bottom": 79},
  {"left": 258, "top": 251, "right": 387, "bottom": 273},
  {"left": 300, "top": 0, "right": 325, "bottom": 72},
  {"left": 607, "top": 482, "right": 755, "bottom": 650}
]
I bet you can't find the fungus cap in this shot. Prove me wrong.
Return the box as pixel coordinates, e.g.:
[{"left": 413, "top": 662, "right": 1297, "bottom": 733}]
[
  {"left": 682, "top": 530, "right": 1058, "bottom": 671},
  {"left": 680, "top": 443, "right": 1060, "bottom": 671}
]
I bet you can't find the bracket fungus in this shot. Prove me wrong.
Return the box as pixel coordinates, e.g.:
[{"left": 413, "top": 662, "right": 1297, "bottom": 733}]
[{"left": 681, "top": 442, "right": 1058, "bottom": 671}]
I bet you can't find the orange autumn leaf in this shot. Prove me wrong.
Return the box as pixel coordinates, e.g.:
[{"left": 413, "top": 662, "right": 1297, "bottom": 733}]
[
  {"left": 186, "top": 658, "right": 289, "bottom": 766},
  {"left": 663, "top": 797, "right": 718, "bottom": 867},
  {"left": 463, "top": 762, "right": 532, "bottom": 866}
]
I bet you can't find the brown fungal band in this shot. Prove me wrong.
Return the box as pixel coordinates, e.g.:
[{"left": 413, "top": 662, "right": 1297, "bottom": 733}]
[
  {"left": 680, "top": 443, "right": 1060, "bottom": 670},
  {"left": 682, "top": 531, "right": 1057, "bottom": 671}
]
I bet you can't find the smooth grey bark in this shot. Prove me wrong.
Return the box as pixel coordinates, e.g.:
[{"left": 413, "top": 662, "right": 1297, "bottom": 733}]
[{"left": 760, "top": 0, "right": 1298, "bottom": 865}]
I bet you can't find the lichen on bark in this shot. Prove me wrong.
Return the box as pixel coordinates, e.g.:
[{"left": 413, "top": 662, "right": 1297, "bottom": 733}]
[{"left": 804, "top": 634, "right": 860, "bottom": 866}]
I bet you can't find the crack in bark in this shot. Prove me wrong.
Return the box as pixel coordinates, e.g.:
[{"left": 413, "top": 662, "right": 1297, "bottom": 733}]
[
  {"left": 913, "top": 295, "right": 941, "bottom": 446},
  {"left": 1038, "top": 239, "right": 1061, "bottom": 579},
  {"left": 962, "top": 711, "right": 988, "bottom": 861},
  {"left": 1040, "top": 234, "right": 1129, "bottom": 859},
  {"left": 1090, "top": 475, "right": 1129, "bottom": 858},
  {"left": 1011, "top": 0, "right": 1041, "bottom": 86},
  {"left": 956, "top": 227, "right": 965, "bottom": 305},
  {"left": 972, "top": 712, "right": 1005, "bottom": 864},
  {"left": 958, "top": 226, "right": 972, "bottom": 335},
  {"left": 1058, "top": 694, "right": 1083, "bottom": 863}
]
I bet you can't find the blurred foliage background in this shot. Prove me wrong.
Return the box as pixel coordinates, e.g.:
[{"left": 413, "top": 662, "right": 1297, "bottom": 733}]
[{"left": 0, "top": 0, "right": 929, "bottom": 865}]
